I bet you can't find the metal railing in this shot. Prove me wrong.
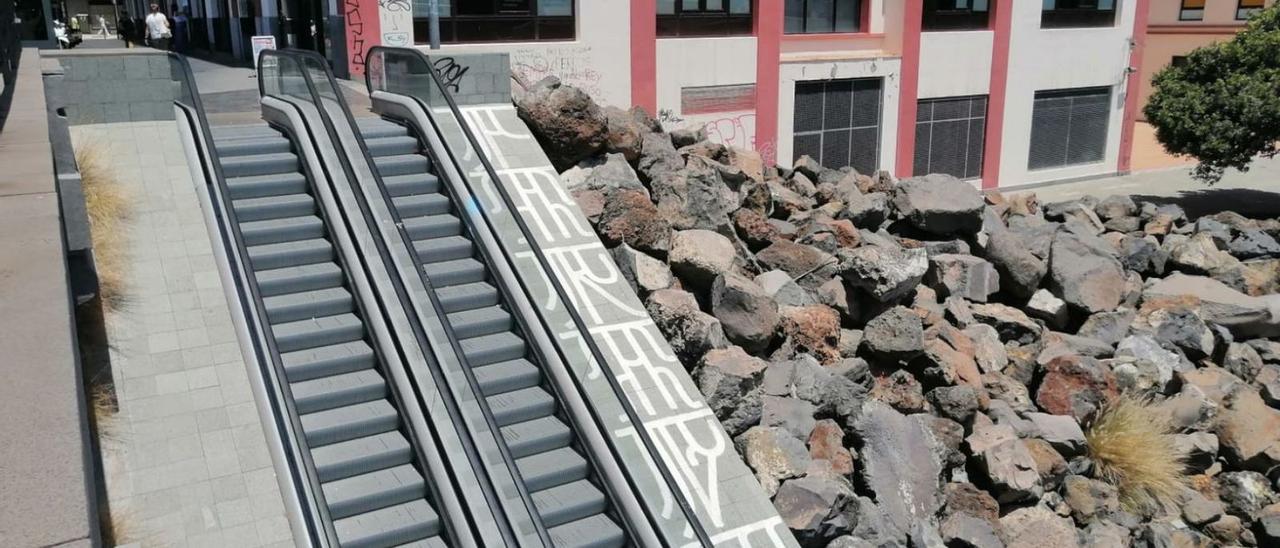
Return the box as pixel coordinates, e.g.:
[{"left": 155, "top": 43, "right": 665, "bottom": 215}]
[{"left": 365, "top": 45, "right": 714, "bottom": 548}]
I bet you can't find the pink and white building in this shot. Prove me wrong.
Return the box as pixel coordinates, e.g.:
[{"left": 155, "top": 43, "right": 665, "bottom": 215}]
[{"left": 351, "top": 0, "right": 1161, "bottom": 188}]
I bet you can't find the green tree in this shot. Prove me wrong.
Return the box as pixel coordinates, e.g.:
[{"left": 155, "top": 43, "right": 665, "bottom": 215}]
[{"left": 1144, "top": 4, "right": 1280, "bottom": 183}]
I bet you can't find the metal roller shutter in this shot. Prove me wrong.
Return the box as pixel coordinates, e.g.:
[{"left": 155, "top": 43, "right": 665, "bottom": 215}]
[
  {"left": 913, "top": 95, "right": 987, "bottom": 180},
  {"left": 792, "top": 77, "right": 882, "bottom": 175},
  {"left": 1028, "top": 87, "right": 1112, "bottom": 170}
]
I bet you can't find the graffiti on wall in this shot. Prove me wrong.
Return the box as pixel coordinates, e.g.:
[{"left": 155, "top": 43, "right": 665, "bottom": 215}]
[
  {"left": 378, "top": 0, "right": 412, "bottom": 47},
  {"left": 511, "top": 45, "right": 602, "bottom": 98},
  {"left": 433, "top": 56, "right": 471, "bottom": 93},
  {"left": 689, "top": 112, "right": 776, "bottom": 165},
  {"left": 344, "top": 0, "right": 378, "bottom": 76}
]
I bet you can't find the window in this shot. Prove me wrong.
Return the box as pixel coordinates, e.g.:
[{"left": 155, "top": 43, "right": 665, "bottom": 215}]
[
  {"left": 1028, "top": 87, "right": 1112, "bottom": 170},
  {"left": 1179, "top": 0, "right": 1205, "bottom": 21},
  {"left": 1041, "top": 0, "right": 1117, "bottom": 28},
  {"left": 793, "top": 78, "right": 882, "bottom": 175},
  {"left": 1237, "top": 0, "right": 1265, "bottom": 20},
  {"left": 658, "top": 0, "right": 753, "bottom": 37},
  {"left": 785, "top": 0, "right": 861, "bottom": 34},
  {"left": 914, "top": 96, "right": 987, "bottom": 179},
  {"left": 412, "top": 0, "right": 574, "bottom": 43},
  {"left": 682, "top": 84, "right": 756, "bottom": 115},
  {"left": 1171, "top": 55, "right": 1189, "bottom": 67},
  {"left": 923, "top": 0, "right": 991, "bottom": 31}
]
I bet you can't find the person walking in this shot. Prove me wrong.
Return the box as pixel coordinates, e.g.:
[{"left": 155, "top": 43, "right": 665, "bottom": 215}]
[
  {"left": 97, "top": 15, "right": 110, "bottom": 38},
  {"left": 171, "top": 5, "right": 188, "bottom": 52},
  {"left": 118, "top": 11, "right": 134, "bottom": 46},
  {"left": 144, "top": 4, "right": 171, "bottom": 50}
]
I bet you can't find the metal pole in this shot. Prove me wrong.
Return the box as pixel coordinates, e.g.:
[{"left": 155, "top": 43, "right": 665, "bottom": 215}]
[{"left": 427, "top": 0, "right": 439, "bottom": 49}]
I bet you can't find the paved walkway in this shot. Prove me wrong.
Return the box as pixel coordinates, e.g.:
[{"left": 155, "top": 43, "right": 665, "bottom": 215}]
[{"left": 73, "top": 120, "right": 292, "bottom": 547}]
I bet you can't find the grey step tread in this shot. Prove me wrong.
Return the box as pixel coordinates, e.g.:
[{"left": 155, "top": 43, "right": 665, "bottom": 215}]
[
  {"left": 216, "top": 136, "right": 293, "bottom": 157},
  {"left": 473, "top": 359, "right": 540, "bottom": 396},
  {"left": 533, "top": 478, "right": 609, "bottom": 528},
  {"left": 290, "top": 368, "right": 387, "bottom": 415},
  {"left": 248, "top": 238, "right": 334, "bottom": 271},
  {"left": 503, "top": 416, "right": 572, "bottom": 459},
  {"left": 393, "top": 193, "right": 451, "bottom": 218},
  {"left": 226, "top": 172, "right": 308, "bottom": 199},
  {"left": 312, "top": 431, "right": 412, "bottom": 483},
  {"left": 323, "top": 464, "right": 426, "bottom": 520},
  {"left": 547, "top": 513, "right": 627, "bottom": 548},
  {"left": 435, "top": 282, "right": 499, "bottom": 313},
  {"left": 460, "top": 331, "right": 526, "bottom": 366},
  {"left": 212, "top": 124, "right": 283, "bottom": 140},
  {"left": 272, "top": 313, "right": 364, "bottom": 353},
  {"left": 402, "top": 214, "right": 462, "bottom": 240},
  {"left": 240, "top": 215, "right": 325, "bottom": 246},
  {"left": 421, "top": 258, "right": 487, "bottom": 287},
  {"left": 233, "top": 193, "right": 315, "bottom": 222},
  {"left": 488, "top": 386, "right": 556, "bottom": 426},
  {"left": 364, "top": 135, "right": 420, "bottom": 157},
  {"left": 282, "top": 340, "right": 376, "bottom": 382},
  {"left": 256, "top": 262, "right": 344, "bottom": 297},
  {"left": 383, "top": 173, "right": 440, "bottom": 197},
  {"left": 263, "top": 287, "right": 354, "bottom": 324},
  {"left": 446, "top": 306, "right": 512, "bottom": 340},
  {"left": 302, "top": 400, "right": 399, "bottom": 447},
  {"left": 357, "top": 119, "right": 411, "bottom": 139},
  {"left": 333, "top": 499, "right": 441, "bottom": 548},
  {"left": 517, "top": 446, "right": 589, "bottom": 493},
  {"left": 221, "top": 152, "right": 299, "bottom": 178},
  {"left": 373, "top": 154, "right": 431, "bottom": 177},
  {"left": 414, "top": 235, "right": 474, "bottom": 264}
]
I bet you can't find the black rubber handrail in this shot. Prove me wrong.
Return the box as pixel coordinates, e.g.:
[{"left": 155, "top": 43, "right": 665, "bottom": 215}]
[
  {"left": 166, "top": 52, "right": 336, "bottom": 545},
  {"left": 257, "top": 48, "right": 523, "bottom": 547},
  {"left": 365, "top": 45, "right": 715, "bottom": 548}
]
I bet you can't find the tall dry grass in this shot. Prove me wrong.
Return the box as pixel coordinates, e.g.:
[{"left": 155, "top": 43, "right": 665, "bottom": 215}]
[
  {"left": 76, "top": 142, "right": 130, "bottom": 310},
  {"left": 1086, "top": 396, "right": 1188, "bottom": 514}
]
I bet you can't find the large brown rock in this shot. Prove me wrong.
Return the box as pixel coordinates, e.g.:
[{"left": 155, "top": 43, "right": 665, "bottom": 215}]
[
  {"left": 645, "top": 289, "right": 728, "bottom": 364},
  {"left": 854, "top": 401, "right": 945, "bottom": 538},
  {"left": 696, "top": 346, "right": 766, "bottom": 436},
  {"left": 892, "top": 173, "right": 986, "bottom": 236},
  {"left": 1215, "top": 387, "right": 1280, "bottom": 473},
  {"left": 756, "top": 239, "right": 836, "bottom": 282},
  {"left": 601, "top": 105, "right": 653, "bottom": 162},
  {"left": 597, "top": 189, "right": 671, "bottom": 257},
  {"left": 779, "top": 305, "right": 842, "bottom": 364},
  {"left": 651, "top": 156, "right": 738, "bottom": 235},
  {"left": 808, "top": 419, "right": 854, "bottom": 476},
  {"left": 668, "top": 229, "right": 735, "bottom": 289},
  {"left": 1035, "top": 354, "right": 1118, "bottom": 421},
  {"left": 836, "top": 245, "right": 929, "bottom": 302},
  {"left": 515, "top": 77, "right": 606, "bottom": 170},
  {"left": 1000, "top": 506, "right": 1080, "bottom": 547},
  {"left": 735, "top": 426, "right": 812, "bottom": 497},
  {"left": 710, "top": 272, "right": 780, "bottom": 353},
  {"left": 1049, "top": 228, "right": 1126, "bottom": 314}
]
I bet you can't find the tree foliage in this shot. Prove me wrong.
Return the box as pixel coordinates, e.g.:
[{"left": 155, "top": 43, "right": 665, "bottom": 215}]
[{"left": 1144, "top": 5, "right": 1280, "bottom": 184}]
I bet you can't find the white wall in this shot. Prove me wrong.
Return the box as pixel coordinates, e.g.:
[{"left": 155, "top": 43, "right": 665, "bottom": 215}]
[
  {"left": 999, "top": 0, "right": 1139, "bottom": 186},
  {"left": 917, "top": 30, "right": 993, "bottom": 98},
  {"left": 419, "top": 0, "right": 632, "bottom": 108},
  {"left": 655, "top": 37, "right": 759, "bottom": 149},
  {"left": 776, "top": 57, "right": 902, "bottom": 171}
]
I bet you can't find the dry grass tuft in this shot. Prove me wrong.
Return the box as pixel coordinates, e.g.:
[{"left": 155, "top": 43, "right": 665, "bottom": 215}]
[
  {"left": 77, "top": 142, "right": 131, "bottom": 310},
  {"left": 1086, "top": 396, "right": 1188, "bottom": 513},
  {"left": 87, "top": 379, "right": 122, "bottom": 444}
]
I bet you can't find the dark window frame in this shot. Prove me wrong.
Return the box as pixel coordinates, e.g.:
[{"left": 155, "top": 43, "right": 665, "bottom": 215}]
[
  {"left": 1179, "top": 0, "right": 1205, "bottom": 21},
  {"left": 413, "top": 0, "right": 575, "bottom": 44},
  {"left": 923, "top": 0, "right": 992, "bottom": 31},
  {"left": 914, "top": 95, "right": 988, "bottom": 180},
  {"left": 785, "top": 0, "right": 864, "bottom": 35},
  {"left": 658, "top": 0, "right": 754, "bottom": 38},
  {"left": 1041, "top": 0, "right": 1117, "bottom": 29},
  {"left": 792, "top": 77, "right": 884, "bottom": 176},
  {"left": 1236, "top": 0, "right": 1265, "bottom": 20},
  {"left": 1027, "top": 86, "right": 1113, "bottom": 171}
]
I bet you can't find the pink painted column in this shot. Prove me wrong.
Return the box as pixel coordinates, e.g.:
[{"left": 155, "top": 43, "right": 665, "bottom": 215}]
[
  {"left": 631, "top": 0, "right": 658, "bottom": 115},
  {"left": 754, "top": 0, "right": 783, "bottom": 165},
  {"left": 1118, "top": 0, "right": 1152, "bottom": 174},
  {"left": 980, "top": 0, "right": 1013, "bottom": 188},
  {"left": 344, "top": 0, "right": 381, "bottom": 77},
  {"left": 894, "top": 0, "right": 923, "bottom": 177}
]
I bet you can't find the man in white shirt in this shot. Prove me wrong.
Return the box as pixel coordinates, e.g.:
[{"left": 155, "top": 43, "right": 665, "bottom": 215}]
[{"left": 145, "top": 4, "right": 170, "bottom": 50}]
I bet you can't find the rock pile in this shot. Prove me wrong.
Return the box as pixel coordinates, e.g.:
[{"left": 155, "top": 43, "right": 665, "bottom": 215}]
[{"left": 518, "top": 77, "right": 1280, "bottom": 547}]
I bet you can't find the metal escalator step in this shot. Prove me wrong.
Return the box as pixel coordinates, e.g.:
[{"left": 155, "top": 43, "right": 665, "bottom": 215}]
[
  {"left": 221, "top": 152, "right": 299, "bottom": 178},
  {"left": 256, "top": 262, "right": 344, "bottom": 297},
  {"left": 533, "top": 478, "right": 609, "bottom": 528},
  {"left": 333, "top": 498, "right": 441, "bottom": 548},
  {"left": 248, "top": 238, "right": 333, "bottom": 271},
  {"left": 216, "top": 136, "right": 292, "bottom": 157},
  {"left": 356, "top": 118, "right": 411, "bottom": 139},
  {"left": 382, "top": 173, "right": 440, "bottom": 197},
  {"left": 517, "top": 446, "right": 589, "bottom": 493},
  {"left": 324, "top": 464, "right": 426, "bottom": 520},
  {"left": 233, "top": 193, "right": 315, "bottom": 222},
  {"left": 548, "top": 513, "right": 627, "bottom": 548},
  {"left": 272, "top": 313, "right": 364, "bottom": 353},
  {"left": 226, "top": 172, "right": 308, "bottom": 200},
  {"left": 291, "top": 368, "right": 387, "bottom": 415},
  {"left": 263, "top": 287, "right": 354, "bottom": 324},
  {"left": 421, "top": 258, "right": 487, "bottom": 287},
  {"left": 212, "top": 124, "right": 281, "bottom": 140},
  {"left": 282, "top": 341, "right": 377, "bottom": 382},
  {"left": 374, "top": 154, "right": 431, "bottom": 177},
  {"left": 460, "top": 331, "right": 526, "bottom": 366},
  {"left": 435, "top": 282, "right": 499, "bottom": 313},
  {"left": 402, "top": 214, "right": 462, "bottom": 240},
  {"left": 240, "top": 216, "right": 325, "bottom": 246},
  {"left": 473, "top": 359, "right": 541, "bottom": 396},
  {"left": 503, "top": 416, "right": 572, "bottom": 459},
  {"left": 414, "top": 235, "right": 473, "bottom": 264},
  {"left": 302, "top": 400, "right": 399, "bottom": 447},
  {"left": 312, "top": 431, "right": 412, "bottom": 483},
  {"left": 447, "top": 306, "right": 512, "bottom": 339},
  {"left": 393, "top": 193, "right": 451, "bottom": 218},
  {"left": 488, "top": 386, "right": 556, "bottom": 426},
  {"left": 364, "top": 135, "right": 420, "bottom": 157}
]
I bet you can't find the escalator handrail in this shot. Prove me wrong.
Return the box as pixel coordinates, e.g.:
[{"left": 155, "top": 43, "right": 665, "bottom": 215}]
[
  {"left": 256, "top": 48, "right": 528, "bottom": 547},
  {"left": 364, "top": 45, "right": 715, "bottom": 548},
  {"left": 165, "top": 52, "right": 335, "bottom": 546}
]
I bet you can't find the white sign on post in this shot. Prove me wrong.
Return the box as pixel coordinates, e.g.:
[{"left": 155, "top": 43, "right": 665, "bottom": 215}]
[{"left": 251, "top": 35, "right": 276, "bottom": 68}]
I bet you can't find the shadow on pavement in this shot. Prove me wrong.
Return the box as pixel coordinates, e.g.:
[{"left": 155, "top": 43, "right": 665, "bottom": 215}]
[{"left": 1132, "top": 187, "right": 1280, "bottom": 221}]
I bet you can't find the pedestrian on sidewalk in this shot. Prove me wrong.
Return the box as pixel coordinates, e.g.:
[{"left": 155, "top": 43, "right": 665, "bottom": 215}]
[
  {"left": 171, "top": 5, "right": 189, "bottom": 53},
  {"left": 118, "top": 11, "right": 133, "bottom": 45},
  {"left": 145, "top": 3, "right": 171, "bottom": 50},
  {"left": 98, "top": 15, "right": 110, "bottom": 38}
]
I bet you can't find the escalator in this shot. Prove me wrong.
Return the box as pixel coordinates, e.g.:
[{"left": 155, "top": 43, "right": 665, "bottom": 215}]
[
  {"left": 355, "top": 116, "right": 627, "bottom": 547},
  {"left": 207, "top": 121, "right": 452, "bottom": 548}
]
